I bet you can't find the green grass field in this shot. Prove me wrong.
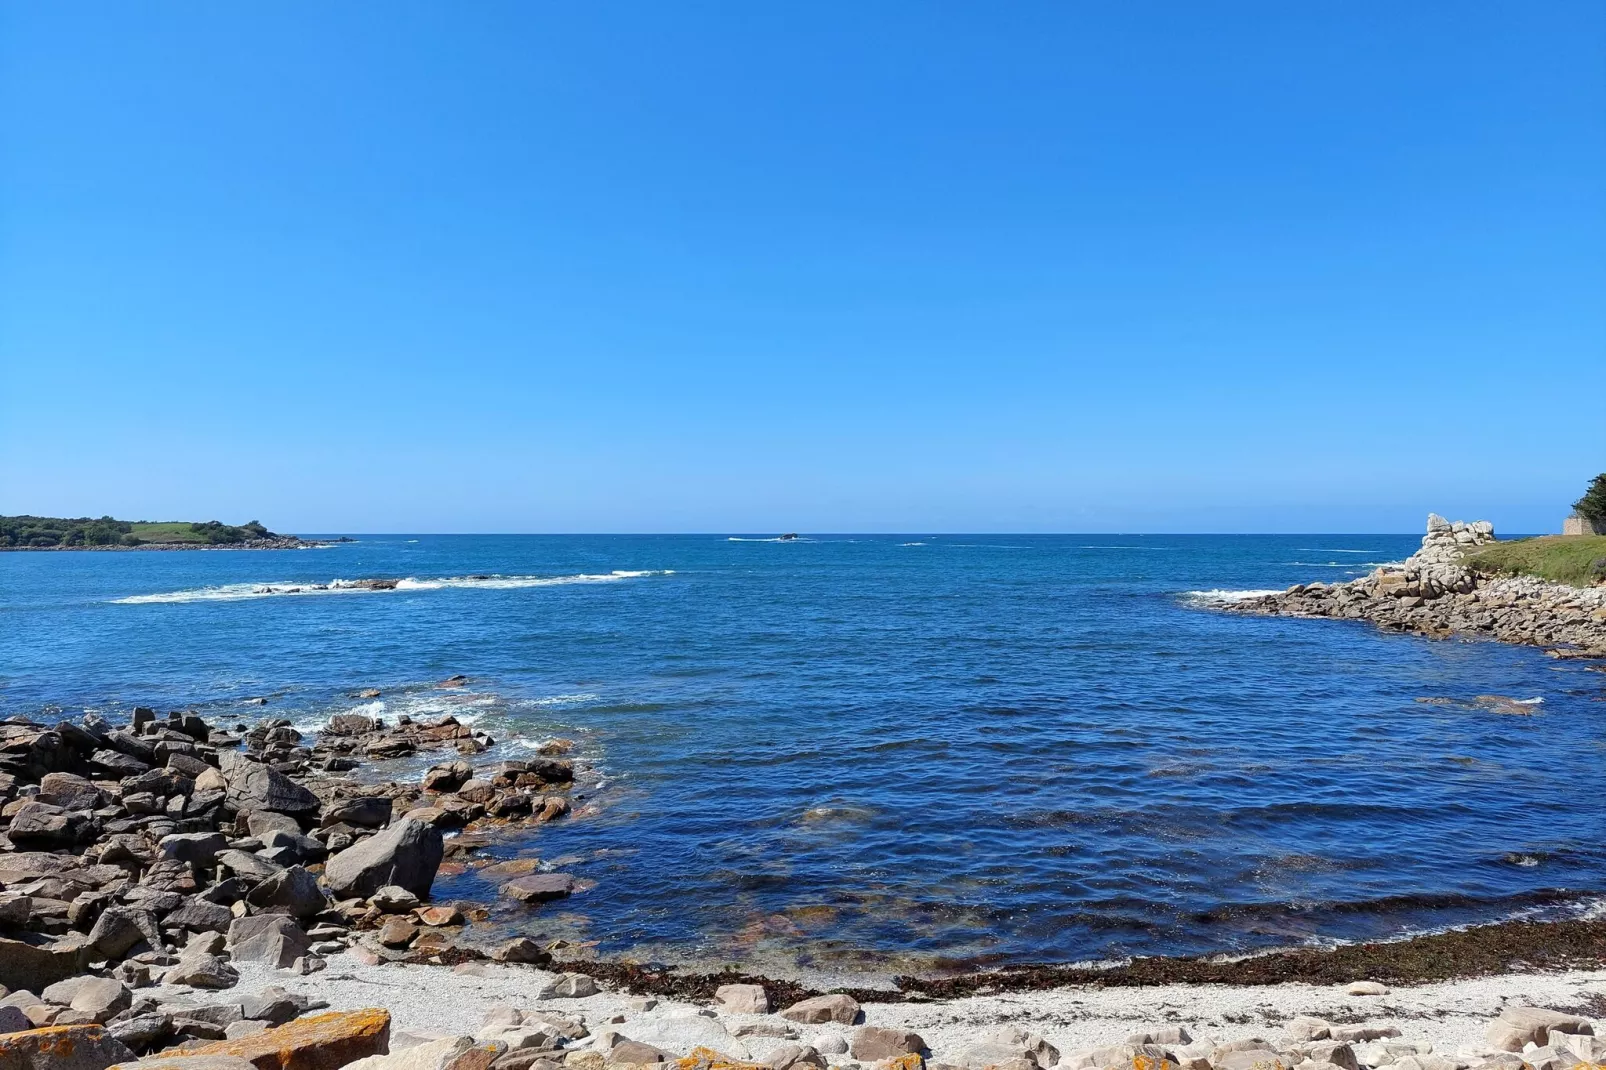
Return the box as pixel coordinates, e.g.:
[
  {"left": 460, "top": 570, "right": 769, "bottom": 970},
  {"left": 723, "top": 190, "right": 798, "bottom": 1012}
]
[
  {"left": 128, "top": 521, "right": 214, "bottom": 543},
  {"left": 1465, "top": 534, "right": 1606, "bottom": 587}
]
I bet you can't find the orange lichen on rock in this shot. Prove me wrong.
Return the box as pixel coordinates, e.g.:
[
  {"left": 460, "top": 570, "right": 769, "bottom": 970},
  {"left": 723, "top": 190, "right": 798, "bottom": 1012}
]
[
  {"left": 1130, "top": 1056, "right": 1180, "bottom": 1070},
  {"left": 674, "top": 1047, "right": 769, "bottom": 1070},
  {"left": 144, "top": 1009, "right": 391, "bottom": 1070},
  {"left": 876, "top": 1056, "right": 925, "bottom": 1070},
  {"left": 0, "top": 1024, "right": 134, "bottom": 1070}
]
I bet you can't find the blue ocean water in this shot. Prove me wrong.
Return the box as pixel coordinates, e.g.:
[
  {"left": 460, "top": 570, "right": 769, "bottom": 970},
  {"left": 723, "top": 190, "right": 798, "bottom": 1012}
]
[{"left": 3, "top": 534, "right": 1603, "bottom": 975}]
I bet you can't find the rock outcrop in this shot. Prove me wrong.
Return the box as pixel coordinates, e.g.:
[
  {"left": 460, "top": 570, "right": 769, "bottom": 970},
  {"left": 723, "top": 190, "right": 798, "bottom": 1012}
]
[
  {"left": 1215, "top": 515, "right": 1606, "bottom": 656},
  {"left": 0, "top": 698, "right": 586, "bottom": 1064}
]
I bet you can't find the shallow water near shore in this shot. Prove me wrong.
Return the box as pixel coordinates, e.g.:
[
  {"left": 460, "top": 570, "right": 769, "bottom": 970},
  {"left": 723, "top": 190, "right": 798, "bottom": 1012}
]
[{"left": 3, "top": 534, "right": 1603, "bottom": 975}]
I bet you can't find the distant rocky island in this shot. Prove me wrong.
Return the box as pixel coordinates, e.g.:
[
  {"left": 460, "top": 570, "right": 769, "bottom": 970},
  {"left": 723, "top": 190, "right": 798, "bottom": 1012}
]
[{"left": 0, "top": 515, "right": 326, "bottom": 551}]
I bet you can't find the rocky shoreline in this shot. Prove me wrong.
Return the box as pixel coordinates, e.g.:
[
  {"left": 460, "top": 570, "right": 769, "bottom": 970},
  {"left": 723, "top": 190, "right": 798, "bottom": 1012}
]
[
  {"left": 1211, "top": 516, "right": 1606, "bottom": 658},
  {"left": 3, "top": 536, "right": 332, "bottom": 551},
  {"left": 2, "top": 691, "right": 1603, "bottom": 1070}
]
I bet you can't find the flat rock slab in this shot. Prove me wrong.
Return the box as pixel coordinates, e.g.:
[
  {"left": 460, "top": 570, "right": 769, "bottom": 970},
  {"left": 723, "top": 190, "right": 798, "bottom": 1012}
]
[
  {"left": 0, "top": 1023, "right": 136, "bottom": 1070},
  {"left": 111, "top": 1053, "right": 260, "bottom": 1060},
  {"left": 142, "top": 1009, "right": 390, "bottom": 1070},
  {"left": 0, "top": 934, "right": 89, "bottom": 992},
  {"left": 499, "top": 875, "right": 575, "bottom": 904}
]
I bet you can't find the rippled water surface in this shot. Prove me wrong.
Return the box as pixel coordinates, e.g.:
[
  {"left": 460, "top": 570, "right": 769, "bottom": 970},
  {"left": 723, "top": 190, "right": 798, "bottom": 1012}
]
[{"left": 4, "top": 534, "right": 1603, "bottom": 973}]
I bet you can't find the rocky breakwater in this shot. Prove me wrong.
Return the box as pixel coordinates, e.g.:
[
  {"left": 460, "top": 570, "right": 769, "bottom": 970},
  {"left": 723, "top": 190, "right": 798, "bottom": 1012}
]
[
  {"left": 1219, "top": 515, "right": 1606, "bottom": 657},
  {"left": 0, "top": 696, "right": 583, "bottom": 1068}
]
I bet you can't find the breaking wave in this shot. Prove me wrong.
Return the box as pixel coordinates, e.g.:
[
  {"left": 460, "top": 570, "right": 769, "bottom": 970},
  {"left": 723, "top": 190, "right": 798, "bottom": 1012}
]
[
  {"left": 1182, "top": 588, "right": 1283, "bottom": 605},
  {"left": 110, "top": 570, "right": 673, "bottom": 605}
]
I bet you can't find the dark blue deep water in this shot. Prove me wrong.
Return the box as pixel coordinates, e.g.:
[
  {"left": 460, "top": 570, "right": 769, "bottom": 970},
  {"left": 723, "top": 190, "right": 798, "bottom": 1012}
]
[{"left": 3, "top": 535, "right": 1603, "bottom": 975}]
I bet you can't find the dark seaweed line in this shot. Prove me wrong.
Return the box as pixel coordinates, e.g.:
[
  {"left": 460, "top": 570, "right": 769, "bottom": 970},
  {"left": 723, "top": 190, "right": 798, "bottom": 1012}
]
[{"left": 411, "top": 915, "right": 1606, "bottom": 1006}]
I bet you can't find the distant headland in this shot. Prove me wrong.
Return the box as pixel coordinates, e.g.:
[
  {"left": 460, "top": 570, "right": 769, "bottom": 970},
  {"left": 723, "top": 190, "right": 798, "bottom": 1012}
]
[{"left": 0, "top": 514, "right": 334, "bottom": 550}]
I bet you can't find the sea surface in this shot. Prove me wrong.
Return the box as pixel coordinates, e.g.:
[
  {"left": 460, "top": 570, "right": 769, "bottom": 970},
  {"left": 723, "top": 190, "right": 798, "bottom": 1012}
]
[{"left": 3, "top": 534, "right": 1603, "bottom": 976}]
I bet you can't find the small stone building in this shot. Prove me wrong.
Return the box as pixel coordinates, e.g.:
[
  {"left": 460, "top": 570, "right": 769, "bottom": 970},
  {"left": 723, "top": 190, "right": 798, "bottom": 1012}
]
[{"left": 1564, "top": 511, "right": 1602, "bottom": 536}]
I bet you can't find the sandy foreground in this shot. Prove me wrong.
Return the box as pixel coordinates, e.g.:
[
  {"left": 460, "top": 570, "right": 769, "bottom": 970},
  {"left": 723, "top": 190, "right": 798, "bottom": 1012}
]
[{"left": 203, "top": 955, "right": 1606, "bottom": 1064}]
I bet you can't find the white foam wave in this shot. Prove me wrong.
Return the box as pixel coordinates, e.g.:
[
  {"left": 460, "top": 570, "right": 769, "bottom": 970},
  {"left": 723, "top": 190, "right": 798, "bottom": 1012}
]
[
  {"left": 726, "top": 537, "right": 807, "bottom": 543},
  {"left": 111, "top": 571, "right": 672, "bottom": 605},
  {"left": 1184, "top": 588, "right": 1283, "bottom": 604},
  {"left": 900, "top": 542, "right": 926, "bottom": 547},
  {"left": 523, "top": 692, "right": 599, "bottom": 707},
  {"left": 113, "top": 580, "right": 383, "bottom": 604}
]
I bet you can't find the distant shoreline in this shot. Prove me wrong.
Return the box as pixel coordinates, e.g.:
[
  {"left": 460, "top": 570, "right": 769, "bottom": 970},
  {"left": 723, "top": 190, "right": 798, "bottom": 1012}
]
[
  {"left": 0, "top": 536, "right": 336, "bottom": 552},
  {"left": 0, "top": 514, "right": 343, "bottom": 551}
]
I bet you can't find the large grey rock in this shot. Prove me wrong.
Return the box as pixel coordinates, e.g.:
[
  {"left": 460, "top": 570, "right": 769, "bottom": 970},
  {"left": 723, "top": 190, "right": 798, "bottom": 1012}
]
[
  {"left": 177, "top": 1005, "right": 245, "bottom": 1029},
  {"left": 1308, "top": 1042, "right": 1359, "bottom": 1070},
  {"left": 90, "top": 749, "right": 151, "bottom": 778},
  {"left": 324, "top": 817, "right": 443, "bottom": 899},
  {"left": 0, "top": 934, "right": 88, "bottom": 992},
  {"left": 851, "top": 1026, "right": 925, "bottom": 1061},
  {"left": 218, "top": 753, "right": 318, "bottom": 815},
  {"left": 321, "top": 797, "right": 393, "bottom": 829},
  {"left": 164, "top": 898, "right": 234, "bottom": 934},
  {"left": 257, "top": 830, "right": 325, "bottom": 865},
  {"left": 37, "top": 773, "right": 108, "bottom": 811},
  {"left": 7, "top": 802, "right": 81, "bottom": 847},
  {"left": 713, "top": 984, "right": 769, "bottom": 1015},
  {"left": 0, "top": 896, "right": 32, "bottom": 927},
  {"left": 1488, "top": 1007, "right": 1593, "bottom": 1050},
  {"left": 225, "top": 914, "right": 311, "bottom": 968},
  {"left": 69, "top": 978, "right": 132, "bottom": 1023},
  {"left": 109, "top": 1011, "right": 175, "bottom": 1049},
  {"left": 779, "top": 994, "right": 860, "bottom": 1025},
  {"left": 325, "top": 713, "right": 382, "bottom": 736},
  {"left": 244, "top": 811, "right": 301, "bottom": 838},
  {"left": 240, "top": 986, "right": 312, "bottom": 1025},
  {"left": 86, "top": 907, "right": 161, "bottom": 960},
  {"left": 164, "top": 952, "right": 239, "bottom": 989},
  {"left": 245, "top": 866, "right": 325, "bottom": 919},
  {"left": 763, "top": 1044, "right": 826, "bottom": 1070},
  {"left": 215, "top": 850, "right": 284, "bottom": 885},
  {"left": 159, "top": 833, "right": 229, "bottom": 866}
]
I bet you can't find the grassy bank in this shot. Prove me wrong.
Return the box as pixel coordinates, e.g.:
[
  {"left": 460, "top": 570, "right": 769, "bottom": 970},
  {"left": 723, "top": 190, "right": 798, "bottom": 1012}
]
[
  {"left": 1464, "top": 533, "right": 1606, "bottom": 586},
  {"left": 1, "top": 515, "right": 287, "bottom": 548}
]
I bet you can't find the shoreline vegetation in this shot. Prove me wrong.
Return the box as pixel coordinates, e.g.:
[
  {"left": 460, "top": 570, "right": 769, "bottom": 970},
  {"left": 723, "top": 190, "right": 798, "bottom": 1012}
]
[{"left": 0, "top": 514, "right": 322, "bottom": 550}]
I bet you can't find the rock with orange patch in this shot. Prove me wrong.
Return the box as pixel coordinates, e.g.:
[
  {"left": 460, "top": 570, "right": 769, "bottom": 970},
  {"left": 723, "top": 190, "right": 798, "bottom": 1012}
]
[
  {"left": 672, "top": 1048, "right": 766, "bottom": 1070},
  {"left": 144, "top": 1009, "right": 390, "bottom": 1070},
  {"left": 0, "top": 1023, "right": 136, "bottom": 1070}
]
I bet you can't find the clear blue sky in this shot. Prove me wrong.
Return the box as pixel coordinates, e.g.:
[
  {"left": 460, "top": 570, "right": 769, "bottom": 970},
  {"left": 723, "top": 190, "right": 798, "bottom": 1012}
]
[{"left": 2, "top": 3, "right": 1602, "bottom": 533}]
